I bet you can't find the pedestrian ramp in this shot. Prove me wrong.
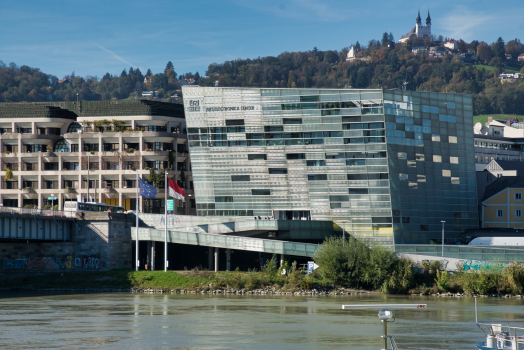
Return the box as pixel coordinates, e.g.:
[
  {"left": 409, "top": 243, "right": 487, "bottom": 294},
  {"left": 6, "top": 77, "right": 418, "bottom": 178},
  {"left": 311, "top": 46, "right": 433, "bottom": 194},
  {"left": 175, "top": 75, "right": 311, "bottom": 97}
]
[{"left": 131, "top": 227, "right": 319, "bottom": 257}]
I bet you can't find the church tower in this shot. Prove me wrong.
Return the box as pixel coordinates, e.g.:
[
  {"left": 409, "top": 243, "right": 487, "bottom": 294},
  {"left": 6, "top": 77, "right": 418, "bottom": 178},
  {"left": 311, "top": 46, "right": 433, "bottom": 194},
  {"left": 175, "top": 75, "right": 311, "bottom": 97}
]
[{"left": 415, "top": 10, "right": 431, "bottom": 39}]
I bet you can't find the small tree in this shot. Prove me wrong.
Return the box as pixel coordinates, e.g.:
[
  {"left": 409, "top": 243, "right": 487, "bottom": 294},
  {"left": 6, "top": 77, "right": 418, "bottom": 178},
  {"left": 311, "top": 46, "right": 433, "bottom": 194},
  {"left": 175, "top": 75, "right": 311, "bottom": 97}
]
[{"left": 5, "top": 167, "right": 12, "bottom": 181}]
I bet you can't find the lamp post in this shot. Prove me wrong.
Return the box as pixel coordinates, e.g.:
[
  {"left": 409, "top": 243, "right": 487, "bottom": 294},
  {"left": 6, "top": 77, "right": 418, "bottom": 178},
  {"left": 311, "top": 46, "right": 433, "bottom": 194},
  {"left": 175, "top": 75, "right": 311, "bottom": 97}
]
[
  {"left": 51, "top": 194, "right": 55, "bottom": 211},
  {"left": 441, "top": 220, "right": 446, "bottom": 257},
  {"left": 341, "top": 220, "right": 348, "bottom": 240}
]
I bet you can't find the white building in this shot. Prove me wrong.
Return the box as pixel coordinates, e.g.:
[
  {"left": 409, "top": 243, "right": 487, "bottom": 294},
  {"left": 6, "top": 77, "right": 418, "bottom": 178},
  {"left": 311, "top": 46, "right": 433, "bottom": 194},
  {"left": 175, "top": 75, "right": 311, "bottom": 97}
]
[
  {"left": 399, "top": 11, "right": 432, "bottom": 44},
  {"left": 0, "top": 100, "right": 195, "bottom": 214}
]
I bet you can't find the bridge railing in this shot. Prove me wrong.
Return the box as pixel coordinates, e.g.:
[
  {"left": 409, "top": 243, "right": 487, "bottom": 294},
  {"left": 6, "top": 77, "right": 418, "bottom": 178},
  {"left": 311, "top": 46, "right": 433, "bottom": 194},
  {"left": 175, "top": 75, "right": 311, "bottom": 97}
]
[{"left": 0, "top": 206, "right": 69, "bottom": 217}]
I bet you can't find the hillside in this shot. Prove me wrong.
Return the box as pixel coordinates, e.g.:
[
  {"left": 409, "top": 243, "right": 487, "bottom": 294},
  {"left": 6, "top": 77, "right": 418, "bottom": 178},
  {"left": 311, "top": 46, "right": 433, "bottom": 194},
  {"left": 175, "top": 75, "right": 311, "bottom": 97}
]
[{"left": 0, "top": 36, "right": 523, "bottom": 116}]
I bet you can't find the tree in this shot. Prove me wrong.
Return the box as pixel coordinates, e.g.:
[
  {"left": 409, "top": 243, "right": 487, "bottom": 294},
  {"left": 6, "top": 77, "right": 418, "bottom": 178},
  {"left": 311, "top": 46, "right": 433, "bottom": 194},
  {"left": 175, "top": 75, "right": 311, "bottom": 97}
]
[
  {"left": 506, "top": 39, "right": 524, "bottom": 61},
  {"left": 477, "top": 42, "right": 494, "bottom": 63},
  {"left": 5, "top": 167, "right": 12, "bottom": 181},
  {"left": 120, "top": 69, "right": 127, "bottom": 77},
  {"left": 381, "top": 32, "right": 389, "bottom": 47},
  {"left": 492, "top": 37, "right": 505, "bottom": 61}
]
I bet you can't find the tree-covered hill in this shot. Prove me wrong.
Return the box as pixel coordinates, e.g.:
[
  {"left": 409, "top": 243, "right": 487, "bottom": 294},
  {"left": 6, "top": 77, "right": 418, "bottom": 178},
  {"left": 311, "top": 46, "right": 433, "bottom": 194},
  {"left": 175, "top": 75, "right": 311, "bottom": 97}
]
[{"left": 1, "top": 36, "right": 523, "bottom": 116}]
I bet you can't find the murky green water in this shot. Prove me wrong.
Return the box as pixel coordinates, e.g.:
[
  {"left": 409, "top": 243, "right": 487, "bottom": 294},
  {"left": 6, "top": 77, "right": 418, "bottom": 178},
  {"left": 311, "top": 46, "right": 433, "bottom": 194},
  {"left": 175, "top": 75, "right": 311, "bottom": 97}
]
[{"left": 0, "top": 292, "right": 522, "bottom": 349}]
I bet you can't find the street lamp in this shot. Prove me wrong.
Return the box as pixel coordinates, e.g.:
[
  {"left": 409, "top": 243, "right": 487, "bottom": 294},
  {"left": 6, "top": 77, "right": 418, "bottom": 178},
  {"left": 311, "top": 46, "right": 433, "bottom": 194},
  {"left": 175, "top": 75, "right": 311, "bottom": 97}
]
[
  {"left": 441, "top": 220, "right": 446, "bottom": 257},
  {"left": 340, "top": 220, "right": 348, "bottom": 240},
  {"left": 51, "top": 194, "right": 55, "bottom": 211}
]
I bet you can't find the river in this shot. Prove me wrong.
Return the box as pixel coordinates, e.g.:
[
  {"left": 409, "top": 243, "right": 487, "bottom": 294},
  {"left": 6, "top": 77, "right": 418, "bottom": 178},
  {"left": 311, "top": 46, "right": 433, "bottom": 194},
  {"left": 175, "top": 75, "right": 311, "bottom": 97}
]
[{"left": 0, "top": 292, "right": 522, "bottom": 349}]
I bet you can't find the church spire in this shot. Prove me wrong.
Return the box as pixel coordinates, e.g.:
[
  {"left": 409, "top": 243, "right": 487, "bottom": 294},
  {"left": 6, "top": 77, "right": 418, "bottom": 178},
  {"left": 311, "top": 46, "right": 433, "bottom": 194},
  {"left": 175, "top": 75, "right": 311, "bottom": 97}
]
[
  {"left": 416, "top": 10, "right": 421, "bottom": 25},
  {"left": 426, "top": 10, "right": 431, "bottom": 25}
]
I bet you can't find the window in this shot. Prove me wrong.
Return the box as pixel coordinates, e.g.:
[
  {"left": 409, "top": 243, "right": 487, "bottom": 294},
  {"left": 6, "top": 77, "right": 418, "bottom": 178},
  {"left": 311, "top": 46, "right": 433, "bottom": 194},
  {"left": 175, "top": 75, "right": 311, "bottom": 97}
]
[
  {"left": 252, "top": 189, "right": 270, "bottom": 196},
  {"left": 432, "top": 134, "right": 441, "bottom": 142},
  {"left": 515, "top": 193, "right": 522, "bottom": 201},
  {"left": 450, "top": 156, "right": 459, "bottom": 164},
  {"left": 225, "top": 119, "right": 244, "bottom": 126},
  {"left": 398, "top": 152, "right": 407, "bottom": 159},
  {"left": 286, "top": 153, "right": 305, "bottom": 160},
  {"left": 308, "top": 174, "right": 327, "bottom": 181},
  {"left": 399, "top": 174, "right": 408, "bottom": 181},
  {"left": 215, "top": 196, "right": 233, "bottom": 202},
  {"left": 516, "top": 209, "right": 522, "bottom": 218},
  {"left": 283, "top": 118, "right": 302, "bottom": 124},
  {"left": 306, "top": 160, "right": 326, "bottom": 167},
  {"left": 268, "top": 168, "right": 287, "bottom": 174},
  {"left": 433, "top": 155, "right": 442, "bottom": 163},
  {"left": 449, "top": 136, "right": 457, "bottom": 143},
  {"left": 231, "top": 175, "right": 250, "bottom": 181},
  {"left": 248, "top": 154, "right": 267, "bottom": 160},
  {"left": 497, "top": 209, "right": 503, "bottom": 218}
]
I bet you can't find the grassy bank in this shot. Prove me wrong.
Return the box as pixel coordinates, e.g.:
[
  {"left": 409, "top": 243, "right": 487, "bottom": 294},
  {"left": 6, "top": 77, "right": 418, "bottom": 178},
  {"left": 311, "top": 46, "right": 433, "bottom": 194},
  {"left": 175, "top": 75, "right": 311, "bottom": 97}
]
[{"left": 473, "top": 114, "right": 523, "bottom": 125}]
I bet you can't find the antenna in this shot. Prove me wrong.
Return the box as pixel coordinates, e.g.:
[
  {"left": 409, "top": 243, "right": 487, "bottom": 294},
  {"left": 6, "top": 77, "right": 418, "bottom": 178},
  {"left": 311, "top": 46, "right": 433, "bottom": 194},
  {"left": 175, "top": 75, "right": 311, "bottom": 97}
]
[{"left": 342, "top": 304, "right": 427, "bottom": 349}]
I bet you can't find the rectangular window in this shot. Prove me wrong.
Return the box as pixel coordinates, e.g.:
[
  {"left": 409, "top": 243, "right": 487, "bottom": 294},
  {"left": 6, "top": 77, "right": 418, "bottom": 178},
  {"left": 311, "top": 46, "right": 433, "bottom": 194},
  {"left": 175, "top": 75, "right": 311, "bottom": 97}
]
[
  {"left": 515, "top": 193, "right": 522, "bottom": 201},
  {"left": 398, "top": 152, "right": 407, "bottom": 159},
  {"left": 252, "top": 189, "right": 270, "bottom": 196},
  {"left": 231, "top": 175, "right": 250, "bottom": 181},
  {"left": 450, "top": 156, "right": 459, "bottom": 164},
  {"left": 516, "top": 209, "right": 522, "bottom": 218},
  {"left": 399, "top": 174, "right": 408, "bottom": 181},
  {"left": 497, "top": 209, "right": 503, "bottom": 218},
  {"left": 248, "top": 154, "right": 267, "bottom": 160},
  {"left": 265, "top": 125, "right": 283, "bottom": 132},
  {"left": 286, "top": 153, "right": 305, "bottom": 160},
  {"left": 225, "top": 119, "right": 244, "bottom": 126},
  {"left": 432, "top": 134, "right": 441, "bottom": 142},
  {"left": 215, "top": 196, "right": 233, "bottom": 202},
  {"left": 308, "top": 174, "right": 327, "bottom": 181},
  {"left": 268, "top": 168, "right": 288, "bottom": 174},
  {"left": 283, "top": 118, "right": 302, "bottom": 124},
  {"left": 433, "top": 155, "right": 442, "bottom": 163},
  {"left": 306, "top": 160, "right": 326, "bottom": 166}
]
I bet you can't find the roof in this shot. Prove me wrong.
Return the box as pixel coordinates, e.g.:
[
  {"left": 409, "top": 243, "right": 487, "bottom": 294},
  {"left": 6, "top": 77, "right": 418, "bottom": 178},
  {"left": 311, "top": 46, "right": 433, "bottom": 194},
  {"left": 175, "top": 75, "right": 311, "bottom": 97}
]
[
  {"left": 482, "top": 176, "right": 524, "bottom": 202},
  {"left": 0, "top": 104, "right": 77, "bottom": 120},
  {"left": 0, "top": 100, "right": 185, "bottom": 119},
  {"left": 490, "top": 160, "right": 524, "bottom": 173},
  {"left": 400, "top": 27, "right": 416, "bottom": 40}
]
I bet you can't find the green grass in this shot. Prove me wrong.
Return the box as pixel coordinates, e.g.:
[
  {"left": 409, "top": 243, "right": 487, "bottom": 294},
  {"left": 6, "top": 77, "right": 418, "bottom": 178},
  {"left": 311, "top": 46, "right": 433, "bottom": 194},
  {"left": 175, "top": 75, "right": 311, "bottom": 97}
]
[
  {"left": 0, "top": 269, "right": 213, "bottom": 290},
  {"left": 473, "top": 64, "right": 521, "bottom": 73},
  {"left": 474, "top": 114, "right": 523, "bottom": 125}
]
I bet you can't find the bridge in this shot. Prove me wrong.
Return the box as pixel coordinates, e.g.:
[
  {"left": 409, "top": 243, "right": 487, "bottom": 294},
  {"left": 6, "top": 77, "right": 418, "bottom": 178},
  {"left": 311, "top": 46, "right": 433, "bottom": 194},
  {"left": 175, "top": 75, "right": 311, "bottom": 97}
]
[{"left": 132, "top": 227, "right": 320, "bottom": 258}]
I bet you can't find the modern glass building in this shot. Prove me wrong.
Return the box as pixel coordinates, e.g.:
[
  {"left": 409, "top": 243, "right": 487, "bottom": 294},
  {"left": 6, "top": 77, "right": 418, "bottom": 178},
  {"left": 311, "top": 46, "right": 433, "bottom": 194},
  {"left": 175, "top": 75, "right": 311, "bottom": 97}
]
[{"left": 182, "top": 86, "right": 478, "bottom": 245}]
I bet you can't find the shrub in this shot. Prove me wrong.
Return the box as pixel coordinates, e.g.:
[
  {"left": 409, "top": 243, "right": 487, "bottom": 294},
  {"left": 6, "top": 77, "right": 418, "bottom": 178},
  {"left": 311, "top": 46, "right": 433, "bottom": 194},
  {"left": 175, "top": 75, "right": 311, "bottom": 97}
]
[
  {"left": 5, "top": 167, "right": 12, "bottom": 181},
  {"left": 458, "top": 267, "right": 501, "bottom": 295},
  {"left": 264, "top": 255, "right": 279, "bottom": 281},
  {"left": 381, "top": 258, "right": 414, "bottom": 293},
  {"left": 435, "top": 269, "right": 450, "bottom": 292},
  {"left": 502, "top": 262, "right": 524, "bottom": 294}
]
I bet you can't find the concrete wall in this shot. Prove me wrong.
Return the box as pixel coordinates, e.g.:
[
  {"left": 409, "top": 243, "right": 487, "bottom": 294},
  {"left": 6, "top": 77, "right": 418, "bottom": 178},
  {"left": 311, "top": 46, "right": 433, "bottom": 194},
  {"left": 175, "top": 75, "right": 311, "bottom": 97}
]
[{"left": 0, "top": 212, "right": 134, "bottom": 271}]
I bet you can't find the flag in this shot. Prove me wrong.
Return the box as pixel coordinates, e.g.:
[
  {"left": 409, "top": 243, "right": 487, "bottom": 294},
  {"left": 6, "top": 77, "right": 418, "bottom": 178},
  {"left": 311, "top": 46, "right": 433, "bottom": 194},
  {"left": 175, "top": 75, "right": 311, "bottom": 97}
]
[
  {"left": 139, "top": 178, "right": 157, "bottom": 198},
  {"left": 168, "top": 178, "right": 185, "bottom": 202}
]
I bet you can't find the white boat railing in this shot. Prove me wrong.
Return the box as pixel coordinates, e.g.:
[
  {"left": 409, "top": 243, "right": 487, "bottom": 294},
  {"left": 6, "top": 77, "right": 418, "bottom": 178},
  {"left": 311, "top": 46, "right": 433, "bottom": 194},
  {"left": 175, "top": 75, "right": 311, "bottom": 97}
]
[{"left": 476, "top": 322, "right": 524, "bottom": 349}]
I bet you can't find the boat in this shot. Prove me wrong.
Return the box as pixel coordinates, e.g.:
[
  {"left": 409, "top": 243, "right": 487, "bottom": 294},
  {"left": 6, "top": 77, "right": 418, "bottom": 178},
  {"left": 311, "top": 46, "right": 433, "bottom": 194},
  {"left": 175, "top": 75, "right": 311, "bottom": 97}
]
[
  {"left": 342, "top": 303, "right": 427, "bottom": 350},
  {"left": 474, "top": 298, "right": 524, "bottom": 350}
]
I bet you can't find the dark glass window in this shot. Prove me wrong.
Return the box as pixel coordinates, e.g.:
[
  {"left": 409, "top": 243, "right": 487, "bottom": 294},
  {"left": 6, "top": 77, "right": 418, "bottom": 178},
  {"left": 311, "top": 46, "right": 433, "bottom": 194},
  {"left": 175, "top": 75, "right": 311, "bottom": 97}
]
[
  {"left": 215, "top": 196, "right": 233, "bottom": 202},
  {"left": 252, "top": 189, "right": 270, "bottom": 195},
  {"left": 306, "top": 160, "right": 326, "bottom": 166},
  {"left": 308, "top": 174, "right": 327, "bottom": 181},
  {"left": 231, "top": 175, "right": 250, "bottom": 181},
  {"left": 248, "top": 154, "right": 267, "bottom": 160},
  {"left": 286, "top": 153, "right": 305, "bottom": 160},
  {"left": 300, "top": 95, "right": 319, "bottom": 102},
  {"left": 268, "top": 168, "right": 287, "bottom": 174},
  {"left": 264, "top": 125, "right": 283, "bottom": 132},
  {"left": 54, "top": 139, "right": 70, "bottom": 152},
  {"left": 349, "top": 188, "right": 368, "bottom": 194},
  {"left": 283, "top": 118, "right": 302, "bottom": 124},
  {"left": 67, "top": 122, "right": 83, "bottom": 133},
  {"left": 225, "top": 119, "right": 244, "bottom": 126}
]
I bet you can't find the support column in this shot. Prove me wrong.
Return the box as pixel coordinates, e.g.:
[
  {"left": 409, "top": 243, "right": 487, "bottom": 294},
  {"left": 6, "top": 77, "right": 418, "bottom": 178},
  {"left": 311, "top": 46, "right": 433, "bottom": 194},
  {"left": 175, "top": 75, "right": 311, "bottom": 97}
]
[
  {"left": 280, "top": 254, "right": 285, "bottom": 267},
  {"left": 151, "top": 241, "right": 155, "bottom": 271},
  {"left": 226, "top": 249, "right": 231, "bottom": 271},
  {"left": 208, "top": 247, "right": 213, "bottom": 270},
  {"left": 214, "top": 247, "right": 219, "bottom": 272}
]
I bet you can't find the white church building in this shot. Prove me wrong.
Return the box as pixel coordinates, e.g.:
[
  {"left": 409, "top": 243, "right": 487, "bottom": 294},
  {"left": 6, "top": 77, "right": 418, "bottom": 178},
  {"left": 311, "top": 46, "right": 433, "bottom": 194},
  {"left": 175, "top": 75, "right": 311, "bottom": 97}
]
[{"left": 399, "top": 11, "right": 432, "bottom": 43}]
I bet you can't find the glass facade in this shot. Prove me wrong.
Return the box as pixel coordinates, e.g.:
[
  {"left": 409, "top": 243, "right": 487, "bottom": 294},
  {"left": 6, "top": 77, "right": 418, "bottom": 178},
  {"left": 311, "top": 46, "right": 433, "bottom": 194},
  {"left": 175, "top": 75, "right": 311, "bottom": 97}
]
[{"left": 183, "top": 87, "right": 478, "bottom": 245}]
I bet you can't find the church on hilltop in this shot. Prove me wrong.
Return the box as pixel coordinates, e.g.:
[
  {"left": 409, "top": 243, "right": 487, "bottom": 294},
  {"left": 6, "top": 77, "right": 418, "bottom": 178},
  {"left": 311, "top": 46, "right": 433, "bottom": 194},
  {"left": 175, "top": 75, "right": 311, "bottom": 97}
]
[{"left": 399, "top": 10, "right": 431, "bottom": 43}]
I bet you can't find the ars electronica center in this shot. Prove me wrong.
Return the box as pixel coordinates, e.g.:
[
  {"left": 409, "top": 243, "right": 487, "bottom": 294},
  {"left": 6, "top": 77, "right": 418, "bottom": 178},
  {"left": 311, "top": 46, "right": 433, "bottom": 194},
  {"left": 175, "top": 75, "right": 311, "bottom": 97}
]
[{"left": 181, "top": 86, "right": 479, "bottom": 246}]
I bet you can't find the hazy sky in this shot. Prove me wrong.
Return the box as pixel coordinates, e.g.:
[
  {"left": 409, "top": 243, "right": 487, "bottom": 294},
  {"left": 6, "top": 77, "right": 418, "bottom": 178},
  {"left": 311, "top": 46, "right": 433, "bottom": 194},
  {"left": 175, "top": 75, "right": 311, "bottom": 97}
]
[{"left": 1, "top": 0, "right": 522, "bottom": 79}]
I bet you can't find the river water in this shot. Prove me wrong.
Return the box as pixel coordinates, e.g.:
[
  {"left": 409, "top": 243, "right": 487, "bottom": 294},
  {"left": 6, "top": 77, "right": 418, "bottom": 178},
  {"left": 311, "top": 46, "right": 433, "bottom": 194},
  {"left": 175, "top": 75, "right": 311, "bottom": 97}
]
[{"left": 0, "top": 292, "right": 522, "bottom": 350}]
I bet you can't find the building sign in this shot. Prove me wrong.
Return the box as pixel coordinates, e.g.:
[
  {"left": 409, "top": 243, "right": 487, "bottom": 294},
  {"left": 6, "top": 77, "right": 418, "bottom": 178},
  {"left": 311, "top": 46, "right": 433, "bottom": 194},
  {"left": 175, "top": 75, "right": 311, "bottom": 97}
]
[{"left": 167, "top": 200, "right": 174, "bottom": 211}]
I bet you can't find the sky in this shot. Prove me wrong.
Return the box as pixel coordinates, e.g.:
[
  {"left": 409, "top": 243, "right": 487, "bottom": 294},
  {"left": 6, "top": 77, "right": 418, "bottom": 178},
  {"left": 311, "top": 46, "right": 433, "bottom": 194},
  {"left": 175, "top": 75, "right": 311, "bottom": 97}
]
[{"left": 1, "top": 0, "right": 523, "bottom": 80}]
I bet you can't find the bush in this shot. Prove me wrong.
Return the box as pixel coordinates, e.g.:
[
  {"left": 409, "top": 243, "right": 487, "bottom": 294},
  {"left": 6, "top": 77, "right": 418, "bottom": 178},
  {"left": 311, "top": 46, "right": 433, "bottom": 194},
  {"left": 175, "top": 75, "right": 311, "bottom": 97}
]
[
  {"left": 435, "top": 269, "right": 450, "bottom": 292},
  {"left": 314, "top": 237, "right": 413, "bottom": 291},
  {"left": 502, "top": 262, "right": 524, "bottom": 294},
  {"left": 457, "top": 267, "right": 501, "bottom": 295},
  {"left": 264, "top": 255, "right": 279, "bottom": 281}
]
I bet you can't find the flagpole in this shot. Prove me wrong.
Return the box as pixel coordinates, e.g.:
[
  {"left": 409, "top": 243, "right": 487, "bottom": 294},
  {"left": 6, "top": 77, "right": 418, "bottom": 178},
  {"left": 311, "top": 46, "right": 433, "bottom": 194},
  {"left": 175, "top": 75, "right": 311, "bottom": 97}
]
[
  {"left": 164, "top": 171, "right": 168, "bottom": 272},
  {"left": 136, "top": 170, "right": 139, "bottom": 272}
]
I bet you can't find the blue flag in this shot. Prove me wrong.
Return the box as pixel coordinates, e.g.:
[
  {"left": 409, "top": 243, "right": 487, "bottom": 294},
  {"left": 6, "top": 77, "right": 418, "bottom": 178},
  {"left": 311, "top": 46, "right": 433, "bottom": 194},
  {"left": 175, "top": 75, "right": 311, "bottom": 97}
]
[{"left": 139, "top": 178, "right": 157, "bottom": 198}]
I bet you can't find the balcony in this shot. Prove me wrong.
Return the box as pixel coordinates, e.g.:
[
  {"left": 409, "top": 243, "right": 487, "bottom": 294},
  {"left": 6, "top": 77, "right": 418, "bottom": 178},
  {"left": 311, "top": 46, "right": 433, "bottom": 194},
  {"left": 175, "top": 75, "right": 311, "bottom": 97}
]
[{"left": 21, "top": 188, "right": 38, "bottom": 199}]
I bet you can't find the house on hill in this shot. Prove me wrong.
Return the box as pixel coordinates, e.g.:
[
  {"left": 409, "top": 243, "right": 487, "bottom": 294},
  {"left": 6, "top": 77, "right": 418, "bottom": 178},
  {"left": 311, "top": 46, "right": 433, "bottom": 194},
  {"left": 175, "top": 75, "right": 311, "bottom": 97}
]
[{"left": 399, "top": 10, "right": 432, "bottom": 44}]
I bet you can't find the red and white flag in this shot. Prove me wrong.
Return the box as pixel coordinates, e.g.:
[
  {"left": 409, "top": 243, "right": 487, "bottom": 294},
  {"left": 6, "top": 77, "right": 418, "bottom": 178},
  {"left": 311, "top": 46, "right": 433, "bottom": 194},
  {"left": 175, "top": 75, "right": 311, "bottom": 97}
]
[{"left": 168, "top": 178, "right": 185, "bottom": 202}]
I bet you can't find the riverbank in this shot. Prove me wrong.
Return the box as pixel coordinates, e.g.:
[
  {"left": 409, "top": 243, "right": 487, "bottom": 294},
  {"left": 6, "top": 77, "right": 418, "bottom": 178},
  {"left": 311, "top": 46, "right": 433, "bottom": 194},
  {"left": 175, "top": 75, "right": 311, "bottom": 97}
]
[{"left": 1, "top": 268, "right": 524, "bottom": 298}]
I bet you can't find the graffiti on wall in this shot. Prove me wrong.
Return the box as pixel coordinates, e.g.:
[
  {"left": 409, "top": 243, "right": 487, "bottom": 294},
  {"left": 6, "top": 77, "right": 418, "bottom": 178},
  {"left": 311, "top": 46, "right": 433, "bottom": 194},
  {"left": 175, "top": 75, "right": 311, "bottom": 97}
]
[
  {"left": 462, "top": 260, "right": 509, "bottom": 271},
  {"left": 1, "top": 255, "right": 104, "bottom": 270},
  {"left": 3, "top": 259, "right": 28, "bottom": 269}
]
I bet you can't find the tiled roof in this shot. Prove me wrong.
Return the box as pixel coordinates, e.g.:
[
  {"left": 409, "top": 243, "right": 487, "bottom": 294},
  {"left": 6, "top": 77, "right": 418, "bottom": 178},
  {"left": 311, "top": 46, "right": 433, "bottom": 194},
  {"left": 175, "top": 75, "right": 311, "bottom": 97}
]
[{"left": 482, "top": 176, "right": 524, "bottom": 202}]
